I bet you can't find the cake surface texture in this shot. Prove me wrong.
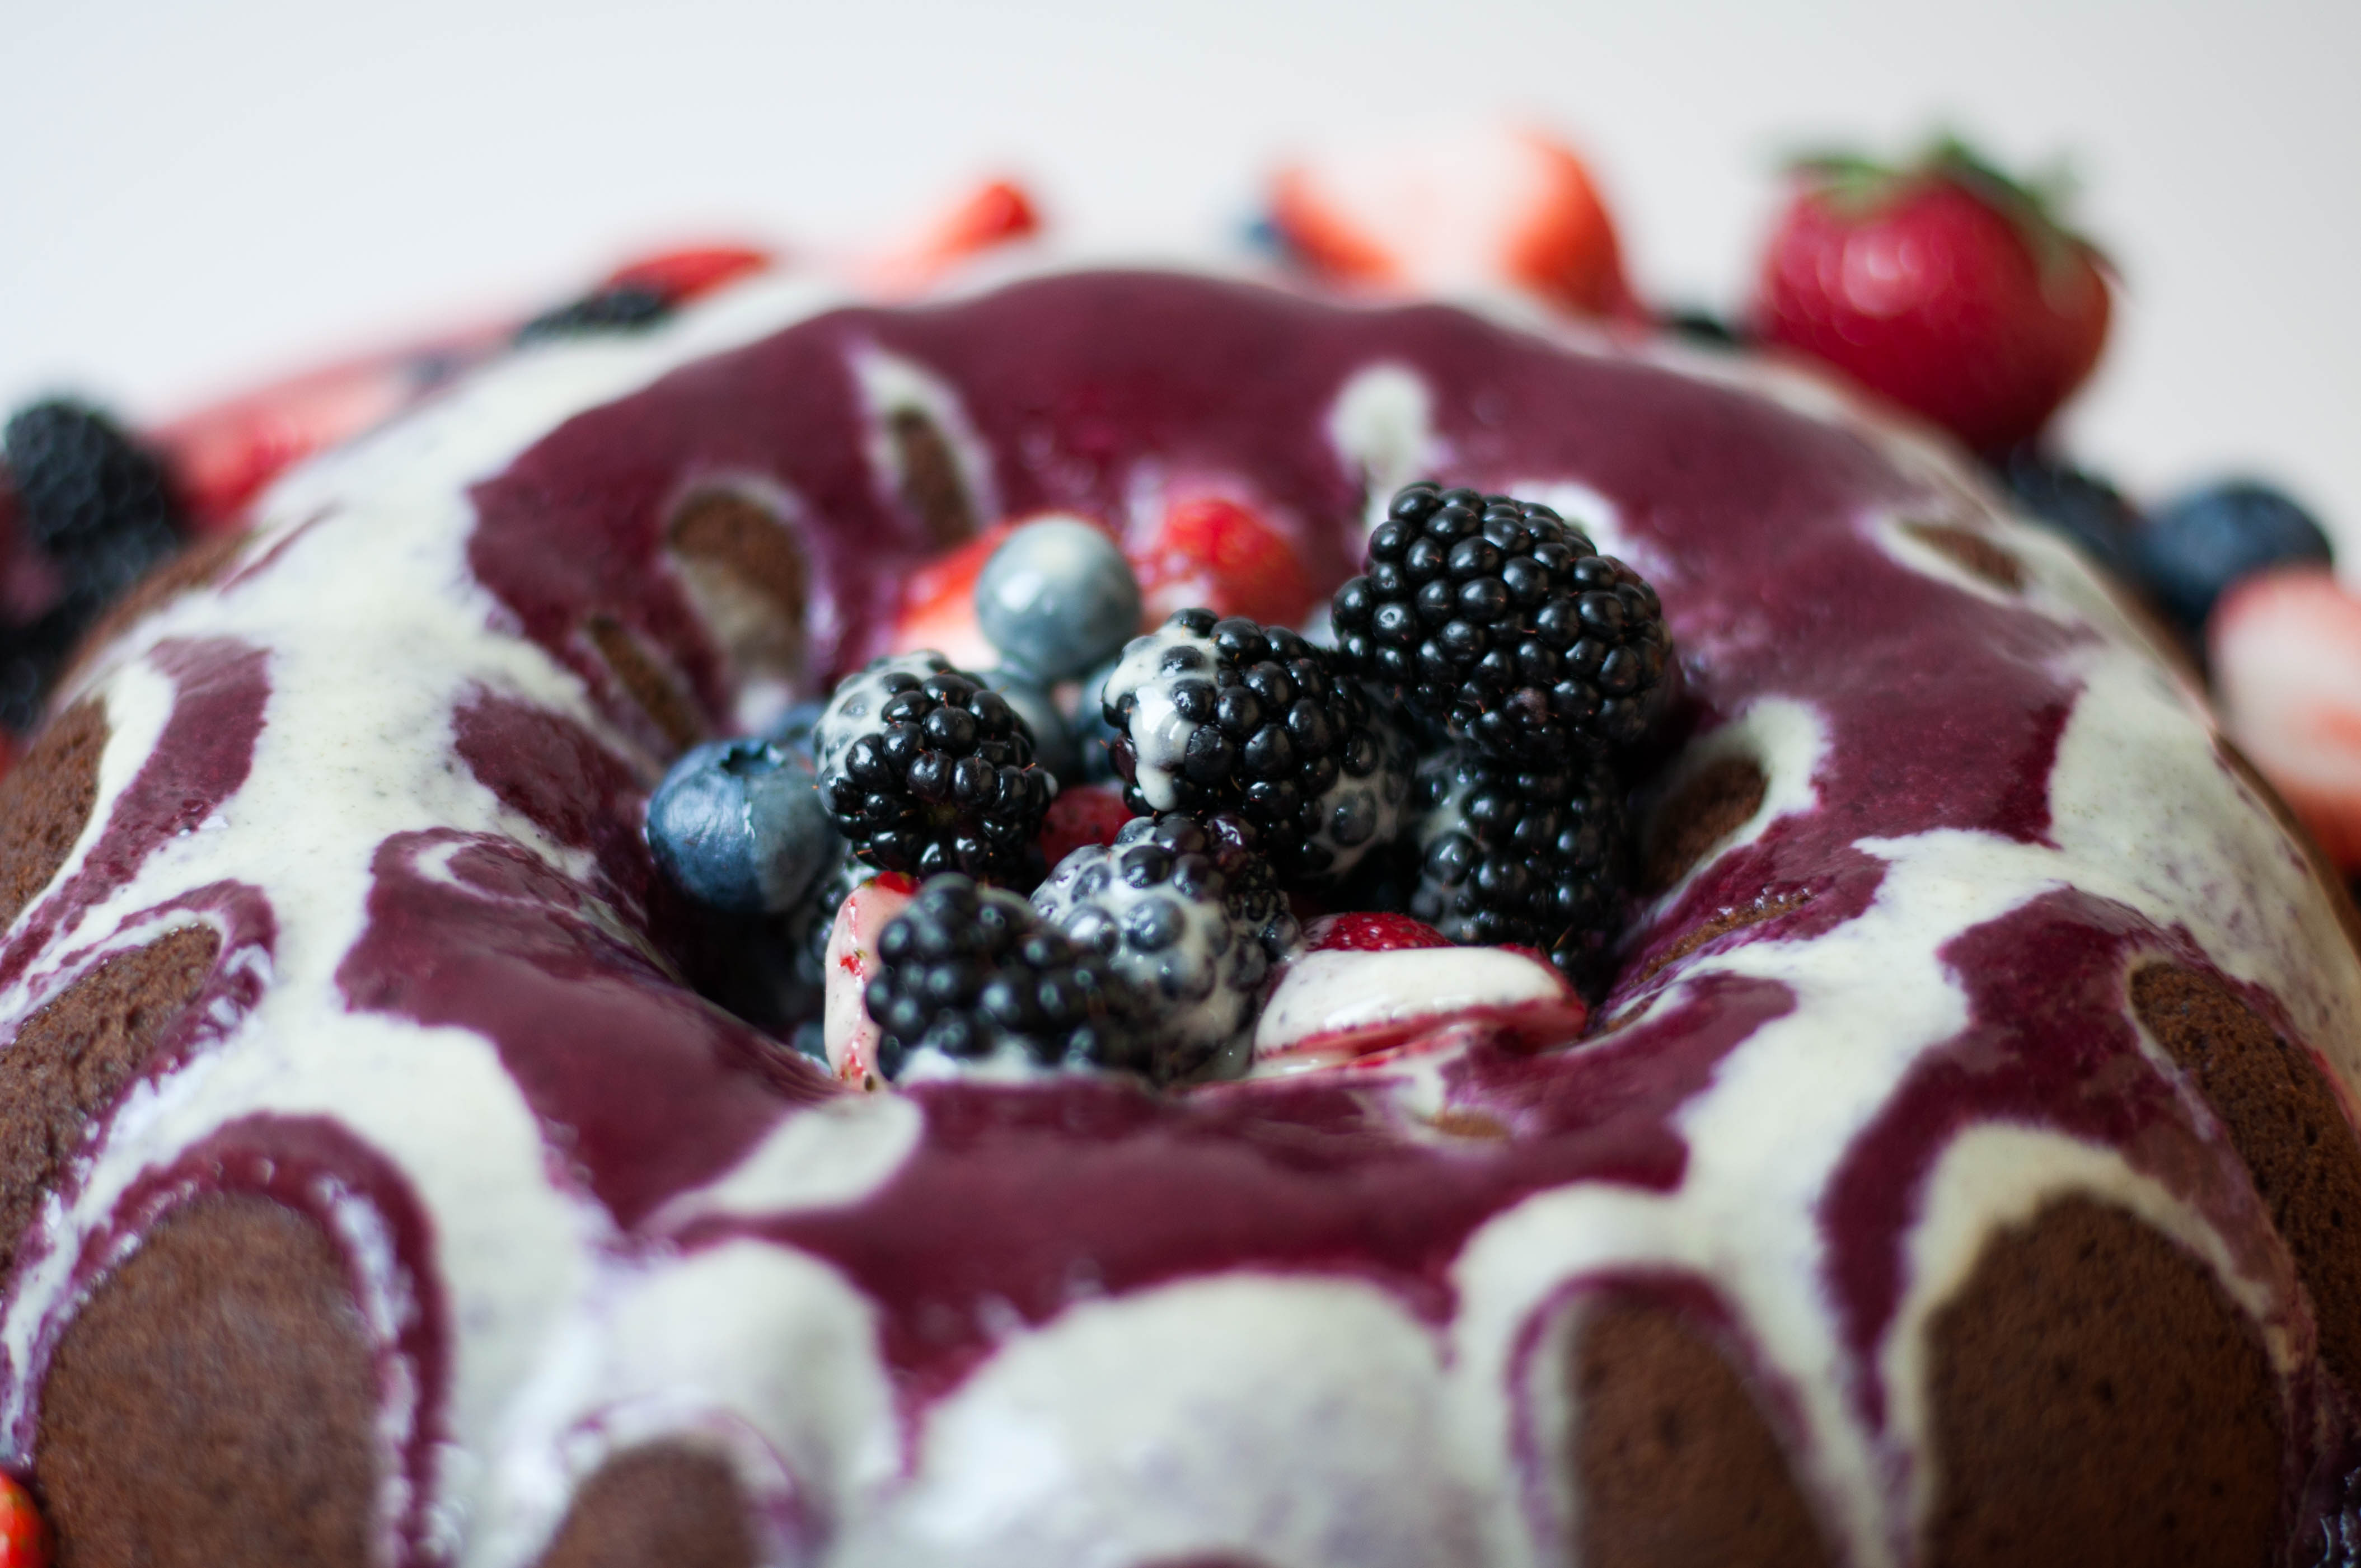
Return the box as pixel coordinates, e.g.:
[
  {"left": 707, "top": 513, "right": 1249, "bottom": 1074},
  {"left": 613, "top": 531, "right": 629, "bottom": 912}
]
[{"left": 1, "top": 264, "right": 2359, "bottom": 1566}]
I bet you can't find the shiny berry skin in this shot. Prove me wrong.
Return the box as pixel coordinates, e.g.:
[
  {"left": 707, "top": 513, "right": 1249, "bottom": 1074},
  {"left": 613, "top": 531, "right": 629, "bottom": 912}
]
[
  {"left": 2210, "top": 567, "right": 2361, "bottom": 870},
  {"left": 0, "top": 1473, "right": 48, "bottom": 1568},
  {"left": 1754, "top": 140, "right": 2110, "bottom": 454},
  {"left": 974, "top": 517, "right": 1142, "bottom": 682},
  {"left": 2135, "top": 479, "right": 2334, "bottom": 637},
  {"left": 1990, "top": 446, "right": 2143, "bottom": 584},
  {"left": 1134, "top": 497, "right": 1317, "bottom": 629},
  {"left": 646, "top": 736, "right": 839, "bottom": 914}
]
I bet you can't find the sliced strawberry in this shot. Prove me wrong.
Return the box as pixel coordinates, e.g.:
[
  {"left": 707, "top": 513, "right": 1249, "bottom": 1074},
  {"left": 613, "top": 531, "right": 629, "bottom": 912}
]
[
  {"left": 864, "top": 179, "right": 1043, "bottom": 295},
  {"left": 885, "top": 520, "right": 1015, "bottom": 670},
  {"left": 1252, "top": 943, "right": 1587, "bottom": 1072},
  {"left": 1305, "top": 912, "right": 1452, "bottom": 953},
  {"left": 602, "top": 243, "right": 774, "bottom": 304},
  {"left": 1133, "top": 496, "right": 1316, "bottom": 628},
  {"left": 0, "top": 1472, "right": 49, "bottom": 1568},
  {"left": 822, "top": 873, "right": 919, "bottom": 1087},
  {"left": 1037, "top": 784, "right": 1135, "bottom": 868},
  {"left": 1268, "top": 124, "right": 1639, "bottom": 320},
  {"left": 2211, "top": 566, "right": 2361, "bottom": 870}
]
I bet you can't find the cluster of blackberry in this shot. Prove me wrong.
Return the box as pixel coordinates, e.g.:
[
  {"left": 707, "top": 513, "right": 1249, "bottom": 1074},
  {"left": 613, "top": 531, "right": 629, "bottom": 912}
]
[
  {"left": 1100, "top": 610, "right": 1411, "bottom": 881},
  {"left": 1334, "top": 482, "right": 1674, "bottom": 980},
  {"left": 1332, "top": 484, "right": 1670, "bottom": 764},
  {"left": 0, "top": 401, "right": 189, "bottom": 732},
  {"left": 863, "top": 876, "right": 1155, "bottom": 1078},
  {"left": 814, "top": 654, "right": 1055, "bottom": 885}
]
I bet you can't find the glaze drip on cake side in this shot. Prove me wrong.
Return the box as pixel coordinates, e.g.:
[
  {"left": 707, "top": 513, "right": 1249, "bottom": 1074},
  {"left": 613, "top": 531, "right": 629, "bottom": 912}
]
[{"left": 0, "top": 268, "right": 2353, "bottom": 1567}]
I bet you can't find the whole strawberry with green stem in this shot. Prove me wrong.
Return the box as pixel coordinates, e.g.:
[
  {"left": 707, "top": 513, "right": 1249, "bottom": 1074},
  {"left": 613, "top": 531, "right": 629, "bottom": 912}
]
[{"left": 1753, "top": 136, "right": 2112, "bottom": 455}]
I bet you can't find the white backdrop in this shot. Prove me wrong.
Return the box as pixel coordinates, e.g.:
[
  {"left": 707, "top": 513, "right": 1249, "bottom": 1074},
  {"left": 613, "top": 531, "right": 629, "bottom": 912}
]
[{"left": 4, "top": 0, "right": 2355, "bottom": 555}]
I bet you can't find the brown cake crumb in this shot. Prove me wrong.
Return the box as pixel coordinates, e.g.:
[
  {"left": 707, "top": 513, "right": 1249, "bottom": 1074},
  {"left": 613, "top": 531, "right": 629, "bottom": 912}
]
[
  {"left": 37, "top": 1194, "right": 379, "bottom": 1568},
  {"left": 2133, "top": 962, "right": 2361, "bottom": 1395},
  {"left": 666, "top": 491, "right": 811, "bottom": 689},
  {"left": 1627, "top": 889, "right": 1812, "bottom": 988},
  {"left": 1642, "top": 754, "right": 1767, "bottom": 895},
  {"left": 534, "top": 1444, "right": 755, "bottom": 1568},
  {"left": 889, "top": 407, "right": 978, "bottom": 546},
  {"left": 0, "top": 700, "right": 107, "bottom": 935},
  {"left": 1902, "top": 521, "right": 2025, "bottom": 593},
  {"left": 1924, "top": 1195, "right": 2280, "bottom": 1568},
  {"left": 0, "top": 926, "right": 220, "bottom": 1274},
  {"left": 583, "top": 612, "right": 704, "bottom": 754},
  {"left": 1573, "top": 1298, "right": 1830, "bottom": 1568}
]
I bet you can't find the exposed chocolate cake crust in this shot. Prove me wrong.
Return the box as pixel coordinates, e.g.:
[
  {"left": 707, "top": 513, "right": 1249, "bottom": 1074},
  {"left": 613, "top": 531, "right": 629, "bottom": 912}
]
[
  {"left": 1923, "top": 1196, "right": 2282, "bottom": 1568},
  {"left": 35, "top": 1194, "right": 379, "bottom": 1568},
  {"left": 533, "top": 1444, "right": 756, "bottom": 1568},
  {"left": 0, "top": 701, "right": 105, "bottom": 936}
]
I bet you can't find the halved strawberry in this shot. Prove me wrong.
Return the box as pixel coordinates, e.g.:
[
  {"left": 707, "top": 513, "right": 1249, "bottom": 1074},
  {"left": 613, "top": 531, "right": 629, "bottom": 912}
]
[
  {"left": 2211, "top": 566, "right": 2361, "bottom": 870},
  {"left": 1304, "top": 912, "right": 1452, "bottom": 953},
  {"left": 1133, "top": 496, "right": 1316, "bottom": 628},
  {"left": 1268, "top": 124, "right": 1639, "bottom": 320},
  {"left": 602, "top": 243, "right": 774, "bottom": 304},
  {"left": 0, "top": 1472, "right": 49, "bottom": 1568},
  {"left": 884, "top": 520, "right": 1015, "bottom": 670},
  {"left": 864, "top": 179, "right": 1043, "bottom": 295},
  {"left": 822, "top": 872, "right": 919, "bottom": 1087}
]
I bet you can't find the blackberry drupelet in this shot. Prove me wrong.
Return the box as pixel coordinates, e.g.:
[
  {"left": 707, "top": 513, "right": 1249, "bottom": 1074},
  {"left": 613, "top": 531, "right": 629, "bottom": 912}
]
[
  {"left": 864, "top": 875, "right": 1154, "bottom": 1078},
  {"left": 813, "top": 652, "right": 1055, "bottom": 885},
  {"left": 1101, "top": 610, "right": 1412, "bottom": 880},
  {"left": 0, "top": 399, "right": 188, "bottom": 732},
  {"left": 1331, "top": 482, "right": 1671, "bottom": 764},
  {"left": 1032, "top": 811, "right": 1301, "bottom": 1081},
  {"left": 1409, "top": 744, "right": 1629, "bottom": 982}
]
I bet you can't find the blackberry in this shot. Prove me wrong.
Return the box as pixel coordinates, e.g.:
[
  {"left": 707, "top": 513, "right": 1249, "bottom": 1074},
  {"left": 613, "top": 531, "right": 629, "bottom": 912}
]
[
  {"left": 1032, "top": 812, "right": 1301, "bottom": 1081},
  {"left": 514, "top": 282, "right": 673, "bottom": 344},
  {"left": 1101, "top": 610, "right": 1412, "bottom": 881},
  {"left": 0, "top": 399, "right": 188, "bottom": 732},
  {"left": 864, "top": 875, "right": 1154, "bottom": 1078},
  {"left": 813, "top": 652, "right": 1055, "bottom": 885},
  {"left": 1409, "top": 745, "right": 1629, "bottom": 982},
  {"left": 1331, "top": 482, "right": 1672, "bottom": 764}
]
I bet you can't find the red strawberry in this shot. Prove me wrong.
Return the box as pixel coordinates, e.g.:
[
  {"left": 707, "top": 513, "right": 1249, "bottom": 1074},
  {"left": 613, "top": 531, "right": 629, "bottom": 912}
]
[
  {"left": 2210, "top": 566, "right": 2361, "bottom": 870},
  {"left": 1133, "top": 497, "right": 1316, "bottom": 628},
  {"left": 0, "top": 1473, "right": 49, "bottom": 1568},
  {"left": 1305, "top": 912, "right": 1452, "bottom": 953},
  {"left": 1268, "top": 124, "right": 1639, "bottom": 320},
  {"left": 602, "top": 243, "right": 773, "bottom": 304},
  {"left": 865, "top": 179, "right": 1043, "bottom": 295},
  {"left": 1754, "top": 138, "right": 2111, "bottom": 455},
  {"left": 885, "top": 520, "right": 1015, "bottom": 670},
  {"left": 1037, "top": 784, "right": 1135, "bottom": 868}
]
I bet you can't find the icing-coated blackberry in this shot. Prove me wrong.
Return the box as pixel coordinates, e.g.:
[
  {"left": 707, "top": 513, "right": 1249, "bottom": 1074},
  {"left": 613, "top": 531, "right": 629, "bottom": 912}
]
[
  {"left": 814, "top": 652, "right": 1055, "bottom": 885},
  {"left": 1101, "top": 611, "right": 1406, "bottom": 880},
  {"left": 1332, "top": 482, "right": 1671, "bottom": 764},
  {"left": 1031, "top": 812, "right": 1300, "bottom": 1080},
  {"left": 1409, "top": 744, "right": 1629, "bottom": 979},
  {"left": 865, "top": 875, "right": 1154, "bottom": 1078}
]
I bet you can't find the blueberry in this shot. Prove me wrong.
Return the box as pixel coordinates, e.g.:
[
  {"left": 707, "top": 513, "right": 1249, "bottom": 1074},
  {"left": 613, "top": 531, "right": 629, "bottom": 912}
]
[
  {"left": 1990, "top": 447, "right": 2142, "bottom": 584},
  {"left": 985, "top": 669, "right": 1078, "bottom": 781},
  {"left": 1071, "top": 658, "right": 1124, "bottom": 783},
  {"left": 2134, "top": 479, "right": 2334, "bottom": 635},
  {"left": 647, "top": 737, "right": 839, "bottom": 913},
  {"left": 974, "top": 517, "right": 1142, "bottom": 681}
]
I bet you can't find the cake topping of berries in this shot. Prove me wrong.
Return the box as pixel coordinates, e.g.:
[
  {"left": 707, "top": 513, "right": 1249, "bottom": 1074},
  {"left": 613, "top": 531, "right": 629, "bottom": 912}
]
[
  {"left": 814, "top": 651, "right": 1055, "bottom": 884},
  {"left": 1410, "top": 743, "right": 1629, "bottom": 982},
  {"left": 1754, "top": 135, "right": 2111, "bottom": 455},
  {"left": 1332, "top": 483, "right": 1671, "bottom": 764},
  {"left": 864, "top": 875, "right": 1155, "bottom": 1079},
  {"left": 1101, "top": 611, "right": 1409, "bottom": 880},
  {"left": 1030, "top": 812, "right": 1300, "bottom": 1081},
  {"left": 973, "top": 515, "right": 1143, "bottom": 682}
]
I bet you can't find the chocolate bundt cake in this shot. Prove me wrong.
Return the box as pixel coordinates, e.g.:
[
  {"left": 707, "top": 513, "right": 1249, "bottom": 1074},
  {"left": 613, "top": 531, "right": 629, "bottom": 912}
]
[{"left": 1, "top": 263, "right": 2359, "bottom": 1567}]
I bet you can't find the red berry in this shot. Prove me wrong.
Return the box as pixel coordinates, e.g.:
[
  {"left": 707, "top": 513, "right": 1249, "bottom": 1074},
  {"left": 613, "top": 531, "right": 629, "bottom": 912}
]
[
  {"left": 2210, "top": 566, "right": 2361, "bottom": 870},
  {"left": 1306, "top": 912, "right": 1452, "bottom": 953},
  {"left": 886, "top": 520, "right": 1015, "bottom": 670},
  {"left": 602, "top": 243, "right": 773, "bottom": 304},
  {"left": 1037, "top": 785, "right": 1135, "bottom": 868},
  {"left": 0, "top": 1473, "right": 50, "bottom": 1568},
  {"left": 1134, "top": 497, "right": 1315, "bottom": 629},
  {"left": 1753, "top": 139, "right": 2111, "bottom": 454}
]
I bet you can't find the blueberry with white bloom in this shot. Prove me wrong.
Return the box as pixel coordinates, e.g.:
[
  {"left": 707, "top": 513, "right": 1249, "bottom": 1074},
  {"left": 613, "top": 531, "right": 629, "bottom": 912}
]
[
  {"left": 647, "top": 736, "right": 839, "bottom": 913},
  {"left": 974, "top": 516, "right": 1142, "bottom": 681}
]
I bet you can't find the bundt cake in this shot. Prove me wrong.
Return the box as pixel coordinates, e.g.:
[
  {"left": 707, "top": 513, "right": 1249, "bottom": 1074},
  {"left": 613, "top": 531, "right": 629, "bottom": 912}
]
[{"left": 0, "top": 256, "right": 2358, "bottom": 1568}]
